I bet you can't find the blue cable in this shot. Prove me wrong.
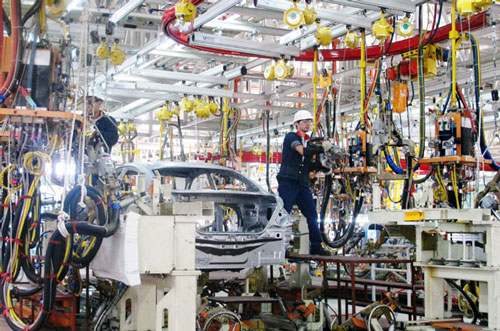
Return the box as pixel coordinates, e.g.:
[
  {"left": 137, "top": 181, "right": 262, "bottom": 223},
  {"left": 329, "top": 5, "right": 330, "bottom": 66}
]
[
  {"left": 465, "top": 31, "right": 500, "bottom": 170},
  {"left": 385, "top": 150, "right": 404, "bottom": 174}
]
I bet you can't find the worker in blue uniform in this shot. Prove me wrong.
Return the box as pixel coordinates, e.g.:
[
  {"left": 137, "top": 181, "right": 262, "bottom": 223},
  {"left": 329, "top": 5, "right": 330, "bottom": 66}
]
[
  {"left": 87, "top": 96, "right": 119, "bottom": 153},
  {"left": 277, "top": 110, "right": 332, "bottom": 256}
]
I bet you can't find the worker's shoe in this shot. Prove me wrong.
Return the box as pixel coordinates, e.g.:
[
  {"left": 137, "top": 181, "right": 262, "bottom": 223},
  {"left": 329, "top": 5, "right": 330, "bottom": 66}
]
[{"left": 310, "top": 247, "right": 331, "bottom": 256}]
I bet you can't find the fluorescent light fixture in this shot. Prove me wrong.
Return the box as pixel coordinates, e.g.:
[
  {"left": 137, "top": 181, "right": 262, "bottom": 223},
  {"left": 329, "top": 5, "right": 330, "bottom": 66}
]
[
  {"left": 191, "top": 0, "right": 243, "bottom": 30},
  {"left": 67, "top": 0, "right": 83, "bottom": 12},
  {"left": 109, "top": 0, "right": 145, "bottom": 25},
  {"left": 189, "top": 32, "right": 301, "bottom": 58},
  {"left": 130, "top": 68, "right": 230, "bottom": 85}
]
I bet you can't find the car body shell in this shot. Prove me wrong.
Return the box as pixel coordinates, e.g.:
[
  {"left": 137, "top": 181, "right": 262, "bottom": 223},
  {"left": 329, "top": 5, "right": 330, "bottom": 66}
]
[{"left": 117, "top": 162, "right": 293, "bottom": 270}]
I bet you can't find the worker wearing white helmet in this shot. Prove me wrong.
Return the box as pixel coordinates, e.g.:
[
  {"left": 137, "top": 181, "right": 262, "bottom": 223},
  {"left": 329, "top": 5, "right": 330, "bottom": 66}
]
[{"left": 277, "top": 110, "right": 333, "bottom": 256}]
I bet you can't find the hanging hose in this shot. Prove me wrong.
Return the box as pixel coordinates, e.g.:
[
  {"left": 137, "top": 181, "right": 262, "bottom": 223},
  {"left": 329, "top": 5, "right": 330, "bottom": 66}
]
[
  {"left": 266, "top": 109, "right": 271, "bottom": 192},
  {"left": 173, "top": 119, "right": 187, "bottom": 161},
  {"left": 464, "top": 31, "right": 500, "bottom": 169},
  {"left": 416, "top": 5, "right": 426, "bottom": 161},
  {"left": 360, "top": 29, "right": 367, "bottom": 128},
  {"left": 320, "top": 187, "right": 364, "bottom": 249},
  {"left": 0, "top": 0, "right": 22, "bottom": 100},
  {"left": 21, "top": 0, "right": 42, "bottom": 26},
  {"left": 63, "top": 185, "right": 108, "bottom": 268},
  {"left": 27, "top": 22, "right": 40, "bottom": 93},
  {"left": 413, "top": 165, "right": 435, "bottom": 184},
  {"left": 384, "top": 148, "right": 404, "bottom": 175},
  {"left": 1, "top": 197, "right": 121, "bottom": 331}
]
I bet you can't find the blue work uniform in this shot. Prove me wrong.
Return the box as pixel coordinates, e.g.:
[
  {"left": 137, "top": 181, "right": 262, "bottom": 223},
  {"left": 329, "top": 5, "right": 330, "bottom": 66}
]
[{"left": 277, "top": 131, "right": 323, "bottom": 251}]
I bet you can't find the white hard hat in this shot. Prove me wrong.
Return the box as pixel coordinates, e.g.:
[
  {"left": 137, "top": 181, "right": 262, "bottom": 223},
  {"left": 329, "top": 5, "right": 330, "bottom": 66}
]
[{"left": 293, "top": 110, "right": 313, "bottom": 123}]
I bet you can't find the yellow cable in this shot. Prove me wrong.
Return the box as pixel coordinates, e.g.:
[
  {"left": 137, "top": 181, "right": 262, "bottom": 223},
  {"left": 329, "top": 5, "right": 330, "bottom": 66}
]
[
  {"left": 345, "top": 176, "right": 355, "bottom": 201},
  {"left": 451, "top": 0, "right": 458, "bottom": 106},
  {"left": 222, "top": 88, "right": 229, "bottom": 155},
  {"left": 5, "top": 135, "right": 59, "bottom": 325},
  {"left": 360, "top": 29, "right": 366, "bottom": 127},
  {"left": 435, "top": 165, "right": 445, "bottom": 196},
  {"left": 453, "top": 164, "right": 460, "bottom": 208},
  {"left": 159, "top": 120, "right": 164, "bottom": 160},
  {"left": 0, "top": 165, "right": 22, "bottom": 191},
  {"left": 313, "top": 49, "right": 319, "bottom": 134}
]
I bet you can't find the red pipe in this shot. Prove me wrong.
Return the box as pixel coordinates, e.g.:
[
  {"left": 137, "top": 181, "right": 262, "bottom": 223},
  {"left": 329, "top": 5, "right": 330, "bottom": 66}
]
[{"left": 162, "top": 2, "right": 489, "bottom": 62}]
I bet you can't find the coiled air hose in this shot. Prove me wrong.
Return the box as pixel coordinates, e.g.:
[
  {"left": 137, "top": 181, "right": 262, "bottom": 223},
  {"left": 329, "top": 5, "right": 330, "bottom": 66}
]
[
  {"left": 63, "top": 185, "right": 108, "bottom": 268},
  {"left": 320, "top": 176, "right": 364, "bottom": 249}
]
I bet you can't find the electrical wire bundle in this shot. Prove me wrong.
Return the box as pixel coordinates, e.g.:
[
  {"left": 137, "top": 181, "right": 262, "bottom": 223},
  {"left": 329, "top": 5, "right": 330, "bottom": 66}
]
[
  {"left": 319, "top": 175, "right": 364, "bottom": 250},
  {"left": 0, "top": 133, "right": 122, "bottom": 330},
  {"left": 0, "top": 0, "right": 23, "bottom": 103}
]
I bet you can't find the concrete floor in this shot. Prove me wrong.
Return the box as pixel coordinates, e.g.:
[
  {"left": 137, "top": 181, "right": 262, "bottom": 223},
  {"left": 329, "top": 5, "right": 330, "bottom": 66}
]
[{"left": 0, "top": 318, "right": 9, "bottom": 330}]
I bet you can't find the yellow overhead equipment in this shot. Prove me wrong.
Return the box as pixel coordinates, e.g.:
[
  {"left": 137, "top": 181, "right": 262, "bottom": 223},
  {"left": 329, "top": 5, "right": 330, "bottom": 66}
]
[
  {"left": 303, "top": 4, "right": 317, "bottom": 26},
  {"left": 181, "top": 96, "right": 194, "bottom": 112},
  {"left": 264, "top": 63, "right": 276, "bottom": 81},
  {"left": 110, "top": 41, "right": 125, "bottom": 66},
  {"left": 47, "top": 0, "right": 67, "bottom": 16},
  {"left": 344, "top": 30, "right": 359, "bottom": 49},
  {"left": 284, "top": 2, "right": 304, "bottom": 28},
  {"left": 264, "top": 60, "right": 294, "bottom": 81},
  {"left": 170, "top": 102, "right": 180, "bottom": 116},
  {"left": 402, "top": 44, "right": 439, "bottom": 78},
  {"left": 274, "top": 59, "right": 294, "bottom": 80},
  {"left": 195, "top": 99, "right": 211, "bottom": 119},
  {"left": 372, "top": 13, "right": 393, "bottom": 42},
  {"left": 96, "top": 40, "right": 108, "bottom": 60},
  {"left": 175, "top": 0, "right": 196, "bottom": 22},
  {"left": 157, "top": 103, "right": 172, "bottom": 120},
  {"left": 457, "top": 0, "right": 492, "bottom": 17},
  {"left": 118, "top": 121, "right": 127, "bottom": 136},
  {"left": 397, "top": 16, "right": 413, "bottom": 37},
  {"left": 208, "top": 99, "right": 219, "bottom": 115},
  {"left": 317, "top": 26, "right": 333, "bottom": 46}
]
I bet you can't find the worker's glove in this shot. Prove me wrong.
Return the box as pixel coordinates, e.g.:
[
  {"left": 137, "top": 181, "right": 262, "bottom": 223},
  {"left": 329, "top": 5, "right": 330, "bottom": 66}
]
[{"left": 322, "top": 140, "right": 333, "bottom": 152}]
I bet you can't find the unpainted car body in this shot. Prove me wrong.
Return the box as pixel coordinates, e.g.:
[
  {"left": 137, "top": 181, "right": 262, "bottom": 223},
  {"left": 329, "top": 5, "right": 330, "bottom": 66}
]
[{"left": 117, "top": 162, "right": 293, "bottom": 270}]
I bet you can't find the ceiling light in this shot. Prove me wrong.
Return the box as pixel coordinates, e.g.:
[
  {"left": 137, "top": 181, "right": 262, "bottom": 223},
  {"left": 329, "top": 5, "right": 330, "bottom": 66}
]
[
  {"left": 189, "top": 32, "right": 300, "bottom": 58},
  {"left": 109, "top": 0, "right": 145, "bottom": 25}
]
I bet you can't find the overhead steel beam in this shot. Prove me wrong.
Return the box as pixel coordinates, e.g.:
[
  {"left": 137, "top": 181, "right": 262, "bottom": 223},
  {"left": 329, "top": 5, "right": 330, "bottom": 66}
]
[
  {"left": 150, "top": 49, "right": 249, "bottom": 63},
  {"left": 197, "top": 58, "right": 270, "bottom": 88},
  {"left": 189, "top": 32, "right": 301, "bottom": 58},
  {"left": 190, "top": 0, "right": 243, "bottom": 30},
  {"left": 229, "top": 104, "right": 309, "bottom": 113},
  {"left": 114, "top": 100, "right": 165, "bottom": 120},
  {"left": 352, "top": 0, "right": 416, "bottom": 12},
  {"left": 227, "top": 6, "right": 284, "bottom": 20},
  {"left": 112, "top": 99, "right": 150, "bottom": 116},
  {"left": 322, "top": 0, "right": 406, "bottom": 15},
  {"left": 202, "top": 20, "right": 289, "bottom": 37},
  {"left": 106, "top": 81, "right": 267, "bottom": 100},
  {"left": 130, "top": 68, "right": 230, "bottom": 85},
  {"left": 102, "top": 88, "right": 181, "bottom": 101},
  {"left": 255, "top": 0, "right": 374, "bottom": 29}
]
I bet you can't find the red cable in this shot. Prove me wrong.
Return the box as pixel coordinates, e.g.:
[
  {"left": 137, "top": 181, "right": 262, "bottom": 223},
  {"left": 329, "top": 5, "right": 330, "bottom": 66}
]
[
  {"left": 456, "top": 83, "right": 477, "bottom": 132},
  {"left": 0, "top": 0, "right": 20, "bottom": 96}
]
